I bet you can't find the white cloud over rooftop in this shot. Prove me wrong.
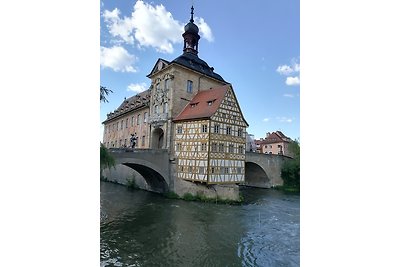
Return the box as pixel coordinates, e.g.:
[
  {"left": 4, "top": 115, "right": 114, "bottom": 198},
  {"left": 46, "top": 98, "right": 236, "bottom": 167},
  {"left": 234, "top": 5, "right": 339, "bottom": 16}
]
[
  {"left": 102, "top": 0, "right": 214, "bottom": 54},
  {"left": 100, "top": 46, "right": 138, "bottom": 73}
]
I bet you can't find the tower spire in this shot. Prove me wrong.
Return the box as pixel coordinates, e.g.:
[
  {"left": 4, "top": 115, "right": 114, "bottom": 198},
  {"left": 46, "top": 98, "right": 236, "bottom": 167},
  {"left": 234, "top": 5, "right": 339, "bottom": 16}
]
[
  {"left": 182, "top": 4, "right": 200, "bottom": 55},
  {"left": 190, "top": 5, "right": 194, "bottom": 23}
]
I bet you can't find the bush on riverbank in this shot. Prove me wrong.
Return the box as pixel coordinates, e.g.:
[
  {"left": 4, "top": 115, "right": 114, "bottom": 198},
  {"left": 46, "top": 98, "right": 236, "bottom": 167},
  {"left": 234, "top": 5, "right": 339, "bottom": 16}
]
[
  {"left": 281, "top": 140, "right": 300, "bottom": 191},
  {"left": 100, "top": 142, "right": 115, "bottom": 178}
]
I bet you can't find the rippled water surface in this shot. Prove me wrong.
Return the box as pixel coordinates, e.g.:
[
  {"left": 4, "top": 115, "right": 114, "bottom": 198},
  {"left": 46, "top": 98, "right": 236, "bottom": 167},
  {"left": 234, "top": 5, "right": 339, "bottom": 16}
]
[{"left": 100, "top": 182, "right": 299, "bottom": 266}]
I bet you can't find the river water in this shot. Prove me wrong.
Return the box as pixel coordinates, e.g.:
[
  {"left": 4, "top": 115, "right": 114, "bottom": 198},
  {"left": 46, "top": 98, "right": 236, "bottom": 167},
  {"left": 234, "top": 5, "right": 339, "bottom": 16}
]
[{"left": 100, "top": 182, "right": 299, "bottom": 267}]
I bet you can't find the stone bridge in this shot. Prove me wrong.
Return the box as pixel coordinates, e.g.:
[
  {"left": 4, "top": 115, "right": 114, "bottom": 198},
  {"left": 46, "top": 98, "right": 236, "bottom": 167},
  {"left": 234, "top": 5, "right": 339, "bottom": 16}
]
[
  {"left": 245, "top": 152, "right": 292, "bottom": 188},
  {"left": 105, "top": 148, "right": 291, "bottom": 193}
]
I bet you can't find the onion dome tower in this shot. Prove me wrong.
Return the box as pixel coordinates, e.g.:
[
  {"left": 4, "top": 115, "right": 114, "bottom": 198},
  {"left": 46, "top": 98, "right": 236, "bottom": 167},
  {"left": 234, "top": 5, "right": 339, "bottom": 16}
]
[{"left": 182, "top": 6, "right": 200, "bottom": 55}]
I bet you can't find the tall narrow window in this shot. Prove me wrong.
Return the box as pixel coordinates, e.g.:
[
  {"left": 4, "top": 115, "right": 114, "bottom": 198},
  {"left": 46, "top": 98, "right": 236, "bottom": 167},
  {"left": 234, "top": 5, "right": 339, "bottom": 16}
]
[
  {"left": 229, "top": 144, "right": 234, "bottom": 153},
  {"left": 238, "top": 128, "right": 243, "bottom": 137},
  {"left": 187, "top": 80, "right": 193, "bottom": 93},
  {"left": 142, "top": 136, "right": 145, "bottom": 146},
  {"left": 226, "top": 126, "right": 232, "bottom": 135},
  {"left": 202, "top": 124, "right": 208, "bottom": 133},
  {"left": 214, "top": 124, "right": 220, "bottom": 134},
  {"left": 219, "top": 143, "right": 224, "bottom": 152},
  {"left": 163, "top": 102, "right": 168, "bottom": 113},
  {"left": 165, "top": 78, "right": 170, "bottom": 90},
  {"left": 211, "top": 142, "right": 217, "bottom": 152},
  {"left": 120, "top": 121, "right": 123, "bottom": 130},
  {"left": 201, "top": 143, "right": 207, "bottom": 151},
  {"left": 238, "top": 145, "right": 244, "bottom": 154},
  {"left": 177, "top": 126, "right": 183, "bottom": 134},
  {"left": 137, "top": 114, "right": 141, "bottom": 125},
  {"left": 144, "top": 112, "right": 148, "bottom": 123},
  {"left": 131, "top": 116, "right": 134, "bottom": 126},
  {"left": 126, "top": 118, "right": 128, "bottom": 128}
]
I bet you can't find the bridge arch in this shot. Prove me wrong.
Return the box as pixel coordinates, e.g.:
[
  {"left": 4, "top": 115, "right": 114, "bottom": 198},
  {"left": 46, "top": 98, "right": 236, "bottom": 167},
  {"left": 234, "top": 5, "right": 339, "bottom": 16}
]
[
  {"left": 245, "top": 162, "right": 271, "bottom": 188},
  {"left": 109, "top": 149, "right": 171, "bottom": 193}
]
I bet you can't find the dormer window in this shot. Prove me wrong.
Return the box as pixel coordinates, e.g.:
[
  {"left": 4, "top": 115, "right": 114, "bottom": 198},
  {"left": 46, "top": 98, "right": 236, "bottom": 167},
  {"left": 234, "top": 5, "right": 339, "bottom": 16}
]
[
  {"left": 190, "top": 102, "right": 199, "bottom": 108},
  {"left": 207, "top": 99, "right": 216, "bottom": 106}
]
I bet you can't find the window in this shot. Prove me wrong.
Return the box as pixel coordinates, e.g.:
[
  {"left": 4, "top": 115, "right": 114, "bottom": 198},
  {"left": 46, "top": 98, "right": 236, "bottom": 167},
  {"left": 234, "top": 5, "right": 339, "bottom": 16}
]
[
  {"left": 188, "top": 166, "right": 192, "bottom": 173},
  {"left": 131, "top": 116, "right": 134, "bottom": 126},
  {"left": 224, "top": 167, "right": 229, "bottom": 174},
  {"left": 144, "top": 112, "right": 148, "bottom": 123},
  {"left": 155, "top": 105, "right": 159, "bottom": 114},
  {"left": 229, "top": 144, "right": 234, "bottom": 153},
  {"left": 187, "top": 80, "right": 193, "bottom": 93},
  {"left": 202, "top": 124, "right": 208, "bottom": 133},
  {"left": 211, "top": 167, "right": 215, "bottom": 174},
  {"left": 214, "top": 124, "right": 220, "bottom": 133},
  {"left": 201, "top": 143, "right": 207, "bottom": 151},
  {"left": 116, "top": 122, "right": 119, "bottom": 131},
  {"left": 226, "top": 126, "right": 232, "bottom": 135},
  {"left": 177, "top": 126, "right": 183, "bottom": 134},
  {"left": 126, "top": 118, "right": 128, "bottom": 128},
  {"left": 211, "top": 142, "right": 217, "bottom": 152},
  {"left": 199, "top": 166, "right": 205, "bottom": 174},
  {"left": 238, "top": 145, "right": 244, "bottom": 154},
  {"left": 163, "top": 102, "right": 168, "bottom": 113},
  {"left": 165, "top": 78, "right": 170, "bottom": 90},
  {"left": 219, "top": 143, "right": 224, "bottom": 152},
  {"left": 176, "top": 143, "right": 182, "bottom": 151},
  {"left": 142, "top": 136, "right": 145, "bottom": 146},
  {"left": 238, "top": 128, "right": 243, "bottom": 137},
  {"left": 237, "top": 167, "right": 242, "bottom": 174},
  {"left": 120, "top": 121, "right": 123, "bottom": 130},
  {"left": 119, "top": 139, "right": 122, "bottom": 147},
  {"left": 137, "top": 114, "right": 141, "bottom": 125},
  {"left": 124, "top": 139, "right": 127, "bottom": 147}
]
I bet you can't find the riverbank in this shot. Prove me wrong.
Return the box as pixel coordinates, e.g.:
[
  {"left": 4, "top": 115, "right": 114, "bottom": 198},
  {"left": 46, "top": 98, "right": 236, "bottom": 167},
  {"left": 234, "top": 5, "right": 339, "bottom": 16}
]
[{"left": 273, "top": 185, "right": 300, "bottom": 193}]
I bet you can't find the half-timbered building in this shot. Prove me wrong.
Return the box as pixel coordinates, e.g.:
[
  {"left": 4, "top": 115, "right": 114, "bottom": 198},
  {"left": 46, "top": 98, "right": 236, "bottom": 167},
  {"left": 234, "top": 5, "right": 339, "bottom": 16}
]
[{"left": 173, "top": 84, "right": 248, "bottom": 184}]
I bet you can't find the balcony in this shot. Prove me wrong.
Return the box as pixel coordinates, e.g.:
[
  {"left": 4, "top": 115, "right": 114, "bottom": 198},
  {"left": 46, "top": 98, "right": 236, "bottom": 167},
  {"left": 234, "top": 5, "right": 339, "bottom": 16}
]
[{"left": 148, "top": 113, "right": 168, "bottom": 126}]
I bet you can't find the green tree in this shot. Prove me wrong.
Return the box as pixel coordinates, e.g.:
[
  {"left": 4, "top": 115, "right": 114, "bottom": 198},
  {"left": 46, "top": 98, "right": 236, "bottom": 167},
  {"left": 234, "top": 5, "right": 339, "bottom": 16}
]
[
  {"left": 281, "top": 140, "right": 300, "bottom": 189},
  {"left": 100, "top": 85, "right": 113, "bottom": 103},
  {"left": 100, "top": 142, "right": 115, "bottom": 179}
]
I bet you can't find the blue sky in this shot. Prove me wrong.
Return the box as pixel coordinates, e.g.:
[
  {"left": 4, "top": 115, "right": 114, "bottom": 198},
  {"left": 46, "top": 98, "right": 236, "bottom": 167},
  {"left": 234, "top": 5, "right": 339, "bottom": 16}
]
[{"left": 100, "top": 0, "right": 300, "bottom": 141}]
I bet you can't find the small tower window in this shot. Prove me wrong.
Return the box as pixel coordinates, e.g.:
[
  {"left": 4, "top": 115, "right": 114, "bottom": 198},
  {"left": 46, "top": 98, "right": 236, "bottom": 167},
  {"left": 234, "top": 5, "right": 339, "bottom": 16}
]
[{"left": 187, "top": 80, "right": 193, "bottom": 93}]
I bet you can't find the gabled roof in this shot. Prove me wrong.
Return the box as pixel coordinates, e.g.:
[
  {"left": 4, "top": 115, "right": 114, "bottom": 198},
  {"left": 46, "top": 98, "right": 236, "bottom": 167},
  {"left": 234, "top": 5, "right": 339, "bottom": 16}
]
[
  {"left": 263, "top": 131, "right": 292, "bottom": 144},
  {"left": 173, "top": 85, "right": 230, "bottom": 122},
  {"left": 146, "top": 58, "right": 170, "bottom": 77}
]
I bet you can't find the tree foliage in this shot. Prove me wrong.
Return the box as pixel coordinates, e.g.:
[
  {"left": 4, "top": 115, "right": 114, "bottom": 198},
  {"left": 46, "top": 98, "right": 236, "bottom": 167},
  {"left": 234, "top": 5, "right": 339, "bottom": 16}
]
[
  {"left": 100, "top": 142, "right": 115, "bottom": 177},
  {"left": 281, "top": 140, "right": 300, "bottom": 189},
  {"left": 100, "top": 85, "right": 113, "bottom": 103}
]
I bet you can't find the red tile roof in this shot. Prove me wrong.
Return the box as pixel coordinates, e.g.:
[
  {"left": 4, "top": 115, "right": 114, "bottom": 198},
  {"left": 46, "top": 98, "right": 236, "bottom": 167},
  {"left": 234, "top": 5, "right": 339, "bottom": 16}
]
[{"left": 173, "top": 85, "right": 230, "bottom": 121}]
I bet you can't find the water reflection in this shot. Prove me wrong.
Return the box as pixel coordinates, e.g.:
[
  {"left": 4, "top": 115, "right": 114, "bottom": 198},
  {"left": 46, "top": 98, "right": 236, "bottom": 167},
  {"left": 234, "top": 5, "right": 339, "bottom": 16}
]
[{"left": 100, "top": 182, "right": 299, "bottom": 267}]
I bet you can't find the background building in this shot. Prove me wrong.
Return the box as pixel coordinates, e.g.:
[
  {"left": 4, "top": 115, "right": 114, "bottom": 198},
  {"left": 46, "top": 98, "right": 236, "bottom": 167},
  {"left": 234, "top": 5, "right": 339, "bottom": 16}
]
[{"left": 255, "top": 131, "right": 294, "bottom": 157}]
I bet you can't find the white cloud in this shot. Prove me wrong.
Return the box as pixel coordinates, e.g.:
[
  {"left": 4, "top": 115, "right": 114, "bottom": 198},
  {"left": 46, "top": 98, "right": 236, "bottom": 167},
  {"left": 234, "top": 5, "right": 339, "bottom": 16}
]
[
  {"left": 131, "top": 0, "right": 183, "bottom": 53},
  {"left": 103, "top": 8, "right": 135, "bottom": 44},
  {"left": 283, "top": 93, "right": 294, "bottom": 98},
  {"left": 276, "top": 65, "right": 294, "bottom": 75},
  {"left": 286, "top": 76, "right": 300, "bottom": 86},
  {"left": 276, "top": 117, "right": 294, "bottom": 123},
  {"left": 127, "top": 82, "right": 147, "bottom": 93},
  {"left": 263, "top": 118, "right": 270, "bottom": 122},
  {"left": 195, "top": 17, "right": 214, "bottom": 42},
  {"left": 277, "top": 58, "right": 300, "bottom": 75},
  {"left": 102, "top": 1, "right": 214, "bottom": 54},
  {"left": 100, "top": 46, "right": 138, "bottom": 72}
]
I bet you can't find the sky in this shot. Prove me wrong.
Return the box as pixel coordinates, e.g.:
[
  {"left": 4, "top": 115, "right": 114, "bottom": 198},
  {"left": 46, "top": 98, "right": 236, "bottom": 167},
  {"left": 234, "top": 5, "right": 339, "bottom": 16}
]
[{"left": 100, "top": 0, "right": 300, "bottom": 141}]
